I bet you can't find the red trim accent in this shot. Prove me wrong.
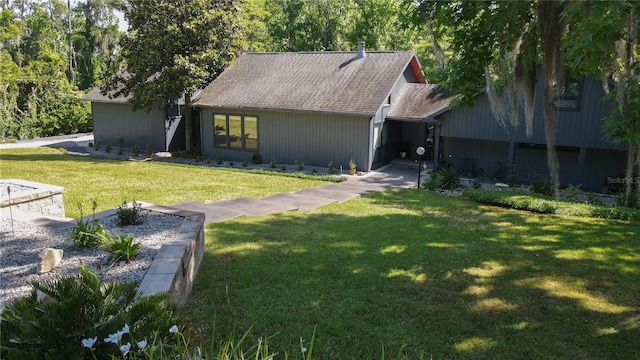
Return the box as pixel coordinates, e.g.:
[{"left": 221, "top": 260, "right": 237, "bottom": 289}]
[{"left": 409, "top": 56, "right": 426, "bottom": 83}]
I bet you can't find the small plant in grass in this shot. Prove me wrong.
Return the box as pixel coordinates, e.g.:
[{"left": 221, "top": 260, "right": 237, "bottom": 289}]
[
  {"left": 116, "top": 200, "right": 145, "bottom": 226},
  {"left": 243, "top": 160, "right": 248, "bottom": 167},
  {"left": 328, "top": 161, "right": 337, "bottom": 174},
  {"left": 270, "top": 157, "right": 277, "bottom": 168},
  {"left": 563, "top": 184, "right": 582, "bottom": 201},
  {"left": 132, "top": 144, "right": 140, "bottom": 156},
  {"left": 530, "top": 178, "right": 554, "bottom": 196},
  {"left": 99, "top": 234, "right": 140, "bottom": 262},
  {"left": 312, "top": 168, "right": 318, "bottom": 175},
  {"left": 217, "top": 156, "right": 223, "bottom": 164},
  {"left": 295, "top": 160, "right": 305, "bottom": 171},
  {"left": 118, "top": 137, "right": 124, "bottom": 155},
  {"left": 66, "top": 200, "right": 106, "bottom": 247},
  {"left": 105, "top": 143, "right": 112, "bottom": 153}
]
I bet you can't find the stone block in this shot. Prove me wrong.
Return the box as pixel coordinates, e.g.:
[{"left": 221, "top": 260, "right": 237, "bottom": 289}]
[{"left": 37, "top": 248, "right": 64, "bottom": 274}]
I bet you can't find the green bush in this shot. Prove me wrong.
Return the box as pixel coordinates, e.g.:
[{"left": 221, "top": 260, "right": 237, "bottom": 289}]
[
  {"left": 100, "top": 234, "right": 140, "bottom": 262},
  {"left": 295, "top": 160, "right": 305, "bottom": 171},
  {"left": 438, "top": 166, "right": 460, "bottom": 190},
  {"left": 465, "top": 188, "right": 640, "bottom": 221},
  {"left": 328, "top": 161, "right": 337, "bottom": 175},
  {"left": 530, "top": 178, "right": 554, "bottom": 196},
  {"left": 105, "top": 143, "right": 112, "bottom": 153},
  {"left": 564, "top": 184, "right": 582, "bottom": 201},
  {"left": 116, "top": 200, "right": 145, "bottom": 226},
  {"left": 269, "top": 157, "right": 277, "bottom": 168},
  {"left": 0, "top": 266, "right": 178, "bottom": 359},
  {"left": 423, "top": 172, "right": 438, "bottom": 191},
  {"left": 422, "top": 167, "right": 460, "bottom": 191}
]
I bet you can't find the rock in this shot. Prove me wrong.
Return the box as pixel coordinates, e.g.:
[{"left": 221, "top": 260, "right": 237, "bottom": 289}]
[
  {"left": 37, "top": 248, "right": 64, "bottom": 274},
  {"left": 36, "top": 289, "right": 56, "bottom": 304}
]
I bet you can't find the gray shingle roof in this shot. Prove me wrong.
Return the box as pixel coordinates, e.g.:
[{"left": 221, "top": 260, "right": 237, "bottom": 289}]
[
  {"left": 387, "top": 84, "right": 453, "bottom": 121},
  {"left": 81, "top": 87, "right": 129, "bottom": 104},
  {"left": 191, "top": 51, "right": 417, "bottom": 116}
]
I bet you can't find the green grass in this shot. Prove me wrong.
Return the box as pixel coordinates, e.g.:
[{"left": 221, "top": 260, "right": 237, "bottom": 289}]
[
  {"left": 2, "top": 148, "right": 639, "bottom": 358},
  {"left": 0, "top": 147, "right": 330, "bottom": 218},
  {"left": 184, "top": 190, "right": 640, "bottom": 359}
]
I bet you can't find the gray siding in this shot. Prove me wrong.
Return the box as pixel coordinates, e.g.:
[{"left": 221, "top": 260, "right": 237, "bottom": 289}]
[
  {"left": 436, "top": 76, "right": 628, "bottom": 190},
  {"left": 91, "top": 102, "right": 166, "bottom": 151},
  {"left": 439, "top": 77, "right": 620, "bottom": 150},
  {"left": 200, "top": 108, "right": 372, "bottom": 171}
]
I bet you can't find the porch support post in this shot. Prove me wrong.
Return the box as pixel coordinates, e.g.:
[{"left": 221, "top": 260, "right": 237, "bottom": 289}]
[
  {"left": 433, "top": 123, "right": 441, "bottom": 171},
  {"left": 507, "top": 141, "right": 516, "bottom": 177},
  {"left": 577, "top": 147, "right": 587, "bottom": 185}
]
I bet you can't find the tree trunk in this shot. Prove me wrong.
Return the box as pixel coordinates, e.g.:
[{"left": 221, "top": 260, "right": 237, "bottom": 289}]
[
  {"left": 542, "top": 83, "right": 561, "bottom": 198},
  {"left": 184, "top": 92, "right": 192, "bottom": 152}
]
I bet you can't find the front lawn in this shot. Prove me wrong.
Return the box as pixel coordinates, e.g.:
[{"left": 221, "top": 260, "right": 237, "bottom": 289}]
[
  {"left": 0, "top": 147, "right": 330, "bottom": 218},
  {"left": 2, "top": 148, "right": 638, "bottom": 358},
  {"left": 185, "top": 189, "right": 640, "bottom": 359}
]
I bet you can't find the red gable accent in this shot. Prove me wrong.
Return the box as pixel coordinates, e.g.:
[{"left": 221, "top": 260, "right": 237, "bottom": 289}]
[{"left": 409, "top": 56, "right": 426, "bottom": 84}]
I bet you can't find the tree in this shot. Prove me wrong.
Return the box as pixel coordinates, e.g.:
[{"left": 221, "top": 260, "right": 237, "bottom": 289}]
[
  {"left": 413, "top": 1, "right": 570, "bottom": 197},
  {"left": 72, "top": 0, "right": 121, "bottom": 90},
  {"left": 563, "top": 1, "right": 640, "bottom": 206},
  {"left": 104, "top": 0, "right": 243, "bottom": 151}
]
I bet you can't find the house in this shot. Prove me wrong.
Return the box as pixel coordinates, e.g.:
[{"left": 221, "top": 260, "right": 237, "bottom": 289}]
[
  {"left": 81, "top": 88, "right": 191, "bottom": 152},
  {"left": 191, "top": 43, "right": 448, "bottom": 172},
  {"left": 431, "top": 75, "right": 627, "bottom": 191}
]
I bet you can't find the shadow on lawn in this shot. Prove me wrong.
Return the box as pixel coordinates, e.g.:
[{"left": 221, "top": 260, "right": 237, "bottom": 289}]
[{"left": 185, "top": 190, "right": 640, "bottom": 359}]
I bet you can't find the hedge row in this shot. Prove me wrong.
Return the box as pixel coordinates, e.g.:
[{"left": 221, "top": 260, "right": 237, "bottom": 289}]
[{"left": 464, "top": 189, "right": 640, "bottom": 221}]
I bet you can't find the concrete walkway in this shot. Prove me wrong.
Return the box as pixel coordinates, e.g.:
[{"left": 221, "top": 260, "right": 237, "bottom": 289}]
[
  {"left": 2, "top": 133, "right": 429, "bottom": 225},
  {"left": 169, "top": 164, "right": 427, "bottom": 225}
]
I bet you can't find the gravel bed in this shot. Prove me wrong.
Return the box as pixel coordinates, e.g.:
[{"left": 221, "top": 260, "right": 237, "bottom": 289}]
[{"left": 0, "top": 210, "right": 184, "bottom": 310}]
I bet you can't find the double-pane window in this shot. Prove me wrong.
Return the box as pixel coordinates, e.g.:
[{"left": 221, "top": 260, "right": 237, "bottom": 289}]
[{"left": 214, "top": 114, "right": 258, "bottom": 151}]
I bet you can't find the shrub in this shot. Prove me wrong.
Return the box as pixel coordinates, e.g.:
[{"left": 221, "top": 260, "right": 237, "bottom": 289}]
[
  {"left": 328, "top": 161, "right": 337, "bottom": 174},
  {"left": 530, "top": 178, "right": 554, "bottom": 196},
  {"left": 132, "top": 144, "right": 140, "bottom": 156},
  {"left": 105, "top": 143, "right": 112, "bottom": 153},
  {"left": 0, "top": 266, "right": 178, "bottom": 359},
  {"left": 146, "top": 144, "right": 153, "bottom": 156},
  {"left": 423, "top": 172, "right": 439, "bottom": 191},
  {"left": 116, "top": 200, "right": 145, "bottom": 226},
  {"left": 66, "top": 201, "right": 106, "bottom": 247},
  {"left": 616, "top": 188, "right": 639, "bottom": 208},
  {"left": 465, "top": 188, "right": 640, "bottom": 221},
  {"left": 563, "top": 184, "right": 582, "bottom": 201},
  {"left": 118, "top": 137, "right": 124, "bottom": 155},
  {"left": 270, "top": 157, "right": 277, "bottom": 168},
  {"left": 295, "top": 160, "right": 305, "bottom": 171},
  {"left": 438, "top": 166, "right": 460, "bottom": 190},
  {"left": 100, "top": 234, "right": 140, "bottom": 262},
  {"left": 94, "top": 141, "right": 100, "bottom": 150},
  {"left": 242, "top": 160, "right": 248, "bottom": 167},
  {"left": 216, "top": 156, "right": 223, "bottom": 164}
]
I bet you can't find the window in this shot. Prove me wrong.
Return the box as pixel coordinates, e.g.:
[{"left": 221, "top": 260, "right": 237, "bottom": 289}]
[
  {"left": 553, "top": 79, "right": 582, "bottom": 111},
  {"left": 214, "top": 114, "right": 259, "bottom": 151}
]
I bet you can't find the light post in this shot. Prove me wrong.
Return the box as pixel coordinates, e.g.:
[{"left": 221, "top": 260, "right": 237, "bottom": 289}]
[{"left": 416, "top": 146, "right": 425, "bottom": 189}]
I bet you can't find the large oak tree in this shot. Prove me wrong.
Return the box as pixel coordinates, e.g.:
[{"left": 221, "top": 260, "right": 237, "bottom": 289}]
[{"left": 104, "top": 0, "right": 243, "bottom": 150}]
